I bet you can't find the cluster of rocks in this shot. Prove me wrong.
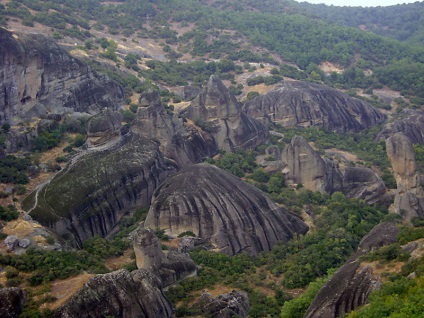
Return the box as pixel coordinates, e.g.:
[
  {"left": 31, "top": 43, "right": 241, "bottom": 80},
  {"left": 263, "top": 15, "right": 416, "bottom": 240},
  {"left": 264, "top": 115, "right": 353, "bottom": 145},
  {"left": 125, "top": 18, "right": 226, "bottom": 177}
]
[{"left": 4, "top": 235, "right": 30, "bottom": 251}]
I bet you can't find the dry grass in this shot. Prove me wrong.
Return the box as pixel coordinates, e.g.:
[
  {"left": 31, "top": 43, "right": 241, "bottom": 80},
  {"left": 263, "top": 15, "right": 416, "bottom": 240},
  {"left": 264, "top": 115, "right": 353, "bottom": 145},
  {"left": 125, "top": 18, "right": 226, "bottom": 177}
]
[{"left": 105, "top": 248, "right": 134, "bottom": 271}]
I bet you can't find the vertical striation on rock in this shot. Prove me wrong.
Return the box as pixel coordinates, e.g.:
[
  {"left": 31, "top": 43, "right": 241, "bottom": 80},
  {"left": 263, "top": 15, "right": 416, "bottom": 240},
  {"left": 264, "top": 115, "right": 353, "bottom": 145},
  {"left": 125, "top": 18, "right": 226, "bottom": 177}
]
[
  {"left": 386, "top": 133, "right": 424, "bottom": 221},
  {"left": 145, "top": 163, "right": 308, "bottom": 256},
  {"left": 304, "top": 222, "right": 399, "bottom": 318},
  {"left": 180, "top": 75, "right": 268, "bottom": 152},
  {"left": 243, "top": 81, "right": 385, "bottom": 133},
  {"left": 56, "top": 269, "right": 173, "bottom": 318}
]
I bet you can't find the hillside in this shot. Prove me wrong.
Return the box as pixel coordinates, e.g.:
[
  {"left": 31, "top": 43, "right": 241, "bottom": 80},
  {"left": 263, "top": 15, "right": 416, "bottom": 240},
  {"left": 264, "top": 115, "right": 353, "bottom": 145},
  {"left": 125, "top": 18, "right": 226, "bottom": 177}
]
[{"left": 0, "top": 0, "right": 424, "bottom": 317}]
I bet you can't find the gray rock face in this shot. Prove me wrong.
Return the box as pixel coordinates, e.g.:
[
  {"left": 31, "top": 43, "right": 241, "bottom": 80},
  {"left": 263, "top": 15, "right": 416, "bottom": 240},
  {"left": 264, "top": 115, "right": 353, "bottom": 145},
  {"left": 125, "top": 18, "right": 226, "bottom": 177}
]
[
  {"left": 0, "top": 287, "right": 25, "bottom": 318},
  {"left": 282, "top": 136, "right": 342, "bottom": 193},
  {"left": 305, "top": 222, "right": 399, "bottom": 318},
  {"left": 243, "top": 81, "right": 385, "bottom": 133},
  {"left": 145, "top": 163, "right": 308, "bottom": 256},
  {"left": 56, "top": 269, "right": 173, "bottom": 318},
  {"left": 25, "top": 132, "right": 178, "bottom": 246},
  {"left": 281, "top": 136, "right": 387, "bottom": 204},
  {"left": 0, "top": 28, "right": 123, "bottom": 125},
  {"left": 190, "top": 290, "right": 250, "bottom": 318},
  {"left": 386, "top": 133, "right": 424, "bottom": 221},
  {"left": 4, "top": 235, "right": 19, "bottom": 251},
  {"left": 87, "top": 109, "right": 122, "bottom": 146},
  {"left": 377, "top": 109, "right": 424, "bottom": 144},
  {"left": 132, "top": 227, "right": 197, "bottom": 287},
  {"left": 134, "top": 89, "right": 217, "bottom": 167},
  {"left": 180, "top": 75, "right": 268, "bottom": 152}
]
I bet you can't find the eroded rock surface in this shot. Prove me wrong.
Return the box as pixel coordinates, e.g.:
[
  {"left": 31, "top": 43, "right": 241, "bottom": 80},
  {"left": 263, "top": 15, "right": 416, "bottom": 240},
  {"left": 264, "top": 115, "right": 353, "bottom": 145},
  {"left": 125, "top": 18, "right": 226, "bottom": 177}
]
[
  {"left": 386, "top": 133, "right": 424, "bottom": 221},
  {"left": 305, "top": 222, "right": 399, "bottom": 318},
  {"left": 25, "top": 132, "right": 177, "bottom": 246},
  {"left": 56, "top": 269, "right": 173, "bottom": 318},
  {"left": 180, "top": 75, "right": 268, "bottom": 152},
  {"left": 145, "top": 163, "right": 308, "bottom": 256},
  {"left": 87, "top": 109, "right": 122, "bottom": 146},
  {"left": 243, "top": 81, "right": 385, "bottom": 132},
  {"left": 190, "top": 290, "right": 250, "bottom": 318},
  {"left": 132, "top": 227, "right": 197, "bottom": 287},
  {"left": 0, "top": 27, "right": 123, "bottom": 124},
  {"left": 377, "top": 109, "right": 424, "bottom": 144},
  {"left": 0, "top": 287, "right": 25, "bottom": 318}
]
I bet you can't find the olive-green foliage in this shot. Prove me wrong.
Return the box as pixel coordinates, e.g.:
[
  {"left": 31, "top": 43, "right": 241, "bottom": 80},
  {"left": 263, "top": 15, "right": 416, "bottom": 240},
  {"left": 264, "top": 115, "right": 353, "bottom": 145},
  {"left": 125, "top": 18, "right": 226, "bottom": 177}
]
[
  {"left": 32, "top": 126, "right": 65, "bottom": 152},
  {"left": 0, "top": 155, "right": 31, "bottom": 184},
  {"left": 214, "top": 150, "right": 257, "bottom": 178},
  {"left": 361, "top": 243, "right": 410, "bottom": 263},
  {"left": 246, "top": 91, "right": 260, "bottom": 100},
  {"left": 0, "top": 204, "right": 19, "bottom": 221},
  {"left": 279, "top": 126, "right": 390, "bottom": 170},
  {"left": 398, "top": 226, "right": 424, "bottom": 245},
  {"left": 346, "top": 276, "right": 424, "bottom": 318},
  {"left": 280, "top": 270, "right": 334, "bottom": 318}
]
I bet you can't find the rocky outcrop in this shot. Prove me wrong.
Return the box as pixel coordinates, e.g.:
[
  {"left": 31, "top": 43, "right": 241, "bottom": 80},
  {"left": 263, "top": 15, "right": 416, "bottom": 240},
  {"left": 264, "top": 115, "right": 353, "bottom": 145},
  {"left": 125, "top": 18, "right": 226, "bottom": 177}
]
[
  {"left": 190, "top": 290, "right": 250, "bottom": 318},
  {"left": 386, "top": 133, "right": 424, "bottom": 221},
  {"left": 281, "top": 136, "right": 387, "bottom": 204},
  {"left": 180, "top": 75, "right": 268, "bottom": 152},
  {"left": 56, "top": 269, "right": 173, "bottom": 318},
  {"left": 25, "top": 132, "right": 178, "bottom": 246},
  {"left": 145, "top": 163, "right": 308, "bottom": 256},
  {"left": 243, "top": 81, "right": 385, "bottom": 133},
  {"left": 0, "top": 28, "right": 123, "bottom": 125},
  {"left": 132, "top": 227, "right": 197, "bottom": 287},
  {"left": 282, "top": 136, "right": 342, "bottom": 193},
  {"left": 87, "top": 109, "right": 122, "bottom": 146},
  {"left": 377, "top": 109, "right": 424, "bottom": 144},
  {"left": 0, "top": 287, "right": 25, "bottom": 318},
  {"left": 134, "top": 89, "right": 217, "bottom": 167},
  {"left": 305, "top": 222, "right": 399, "bottom": 318}
]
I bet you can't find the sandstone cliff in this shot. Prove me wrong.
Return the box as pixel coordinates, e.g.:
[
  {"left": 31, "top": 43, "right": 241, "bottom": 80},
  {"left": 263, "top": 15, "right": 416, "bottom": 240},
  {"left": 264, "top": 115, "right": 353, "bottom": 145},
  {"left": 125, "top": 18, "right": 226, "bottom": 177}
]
[
  {"left": 144, "top": 163, "right": 308, "bottom": 256},
  {"left": 134, "top": 89, "right": 217, "bottom": 167},
  {"left": 386, "top": 133, "right": 424, "bottom": 221},
  {"left": 180, "top": 75, "right": 268, "bottom": 152},
  {"left": 377, "top": 109, "right": 424, "bottom": 144},
  {"left": 304, "top": 222, "right": 399, "bottom": 318},
  {"left": 0, "top": 27, "right": 123, "bottom": 124},
  {"left": 281, "top": 136, "right": 386, "bottom": 204},
  {"left": 132, "top": 227, "right": 197, "bottom": 287},
  {"left": 24, "top": 132, "right": 178, "bottom": 246},
  {"left": 243, "top": 81, "right": 385, "bottom": 133},
  {"left": 56, "top": 269, "right": 173, "bottom": 318}
]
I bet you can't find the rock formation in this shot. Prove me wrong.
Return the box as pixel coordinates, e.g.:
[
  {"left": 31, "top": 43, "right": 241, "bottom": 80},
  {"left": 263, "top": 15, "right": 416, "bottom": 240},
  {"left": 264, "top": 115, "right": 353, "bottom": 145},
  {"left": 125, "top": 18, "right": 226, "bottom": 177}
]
[
  {"left": 56, "top": 269, "right": 173, "bottom": 318},
  {"left": 24, "top": 132, "right": 178, "bottom": 246},
  {"left": 282, "top": 135, "right": 342, "bottom": 193},
  {"left": 132, "top": 227, "right": 197, "bottom": 287},
  {"left": 305, "top": 222, "right": 399, "bottom": 318},
  {"left": 281, "top": 136, "right": 387, "bottom": 204},
  {"left": 190, "top": 290, "right": 250, "bottom": 318},
  {"left": 87, "top": 109, "right": 122, "bottom": 146},
  {"left": 180, "top": 75, "right": 268, "bottom": 152},
  {"left": 377, "top": 109, "right": 424, "bottom": 144},
  {"left": 0, "top": 27, "right": 123, "bottom": 124},
  {"left": 145, "top": 163, "right": 308, "bottom": 256},
  {"left": 386, "top": 133, "right": 424, "bottom": 221},
  {"left": 134, "top": 89, "right": 217, "bottom": 167},
  {"left": 243, "top": 81, "right": 385, "bottom": 133},
  {"left": 0, "top": 287, "right": 25, "bottom": 318}
]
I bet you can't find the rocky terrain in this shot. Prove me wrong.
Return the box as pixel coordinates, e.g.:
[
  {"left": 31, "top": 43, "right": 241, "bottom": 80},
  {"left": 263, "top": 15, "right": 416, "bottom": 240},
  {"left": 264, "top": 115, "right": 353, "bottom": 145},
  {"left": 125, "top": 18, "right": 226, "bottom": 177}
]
[
  {"left": 145, "top": 163, "right": 308, "bottom": 256},
  {"left": 243, "top": 81, "right": 385, "bottom": 133}
]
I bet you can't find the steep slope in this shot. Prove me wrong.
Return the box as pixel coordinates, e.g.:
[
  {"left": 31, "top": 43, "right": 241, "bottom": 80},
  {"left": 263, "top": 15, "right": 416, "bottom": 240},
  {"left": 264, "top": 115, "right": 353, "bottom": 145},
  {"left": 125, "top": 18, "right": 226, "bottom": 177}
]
[
  {"left": 144, "top": 163, "right": 308, "bottom": 256},
  {"left": 243, "top": 81, "right": 385, "bottom": 133}
]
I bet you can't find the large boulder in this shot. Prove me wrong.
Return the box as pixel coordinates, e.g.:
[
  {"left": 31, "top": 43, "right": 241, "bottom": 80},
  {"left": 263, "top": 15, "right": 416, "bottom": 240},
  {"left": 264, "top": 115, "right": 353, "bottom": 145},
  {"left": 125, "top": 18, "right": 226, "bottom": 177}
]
[
  {"left": 180, "top": 75, "right": 268, "bottom": 152},
  {"left": 0, "top": 27, "right": 123, "bottom": 124},
  {"left": 24, "top": 132, "right": 178, "bottom": 246},
  {"left": 131, "top": 227, "right": 197, "bottom": 287},
  {"left": 0, "top": 287, "right": 25, "bottom": 318},
  {"left": 144, "top": 163, "right": 308, "bottom": 256},
  {"left": 134, "top": 89, "right": 217, "bottom": 167},
  {"left": 305, "top": 222, "right": 399, "bottom": 318},
  {"left": 386, "top": 133, "right": 424, "bottom": 221},
  {"left": 377, "top": 109, "right": 424, "bottom": 144},
  {"left": 243, "top": 81, "right": 385, "bottom": 133},
  {"left": 56, "top": 269, "right": 173, "bottom": 318},
  {"left": 87, "top": 109, "right": 122, "bottom": 146}
]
